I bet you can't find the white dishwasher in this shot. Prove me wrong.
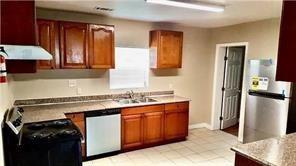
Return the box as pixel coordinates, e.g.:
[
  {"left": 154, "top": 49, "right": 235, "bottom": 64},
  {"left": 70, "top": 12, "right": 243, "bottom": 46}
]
[{"left": 85, "top": 109, "right": 121, "bottom": 158}]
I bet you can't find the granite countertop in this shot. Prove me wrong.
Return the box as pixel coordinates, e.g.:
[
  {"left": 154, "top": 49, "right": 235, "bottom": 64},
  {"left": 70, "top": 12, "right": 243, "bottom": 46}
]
[
  {"left": 22, "top": 95, "right": 190, "bottom": 123},
  {"left": 22, "top": 100, "right": 106, "bottom": 123},
  {"left": 231, "top": 133, "right": 296, "bottom": 166},
  {"left": 150, "top": 95, "right": 191, "bottom": 103}
]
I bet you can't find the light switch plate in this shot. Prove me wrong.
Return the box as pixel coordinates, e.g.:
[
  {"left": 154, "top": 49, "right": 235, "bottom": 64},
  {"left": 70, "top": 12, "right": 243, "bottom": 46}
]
[
  {"left": 68, "top": 80, "right": 77, "bottom": 87},
  {"left": 77, "top": 88, "right": 82, "bottom": 95}
]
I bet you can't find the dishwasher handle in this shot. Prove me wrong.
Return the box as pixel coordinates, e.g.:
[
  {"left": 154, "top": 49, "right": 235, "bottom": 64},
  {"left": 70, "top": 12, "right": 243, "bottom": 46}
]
[{"left": 85, "top": 109, "right": 121, "bottom": 117}]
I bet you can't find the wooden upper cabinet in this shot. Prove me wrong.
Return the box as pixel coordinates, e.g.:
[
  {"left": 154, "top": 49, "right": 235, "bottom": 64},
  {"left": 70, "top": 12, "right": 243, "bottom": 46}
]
[
  {"left": 1, "top": 0, "right": 37, "bottom": 73},
  {"left": 88, "top": 24, "right": 115, "bottom": 69},
  {"left": 276, "top": 1, "right": 296, "bottom": 82},
  {"left": 60, "top": 22, "right": 88, "bottom": 69},
  {"left": 32, "top": 19, "right": 116, "bottom": 70},
  {"left": 36, "top": 19, "right": 59, "bottom": 69},
  {"left": 0, "top": 1, "right": 36, "bottom": 45},
  {"left": 150, "top": 30, "right": 183, "bottom": 69}
]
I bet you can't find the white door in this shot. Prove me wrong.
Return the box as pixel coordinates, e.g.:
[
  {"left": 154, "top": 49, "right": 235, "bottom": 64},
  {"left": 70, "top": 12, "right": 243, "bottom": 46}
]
[{"left": 221, "top": 47, "right": 245, "bottom": 129}]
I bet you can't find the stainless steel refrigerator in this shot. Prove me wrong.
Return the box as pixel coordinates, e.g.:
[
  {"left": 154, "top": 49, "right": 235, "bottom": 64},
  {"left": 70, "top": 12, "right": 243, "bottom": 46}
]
[{"left": 243, "top": 59, "right": 291, "bottom": 143}]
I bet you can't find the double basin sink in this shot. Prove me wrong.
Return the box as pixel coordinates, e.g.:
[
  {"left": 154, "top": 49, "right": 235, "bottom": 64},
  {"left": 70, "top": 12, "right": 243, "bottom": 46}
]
[{"left": 115, "top": 97, "right": 157, "bottom": 105}]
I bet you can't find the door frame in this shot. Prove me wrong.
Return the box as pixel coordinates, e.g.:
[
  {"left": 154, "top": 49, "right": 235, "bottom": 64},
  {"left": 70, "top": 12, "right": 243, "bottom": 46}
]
[{"left": 211, "top": 42, "right": 249, "bottom": 142}]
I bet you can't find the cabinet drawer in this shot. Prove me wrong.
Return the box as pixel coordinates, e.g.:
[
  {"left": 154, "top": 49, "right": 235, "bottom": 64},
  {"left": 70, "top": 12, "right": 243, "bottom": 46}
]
[
  {"left": 165, "top": 102, "right": 189, "bottom": 111},
  {"left": 65, "top": 113, "right": 84, "bottom": 122},
  {"left": 122, "top": 105, "right": 164, "bottom": 115}
]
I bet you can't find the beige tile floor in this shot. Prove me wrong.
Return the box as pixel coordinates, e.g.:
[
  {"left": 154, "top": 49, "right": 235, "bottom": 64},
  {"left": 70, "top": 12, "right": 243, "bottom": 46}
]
[{"left": 83, "top": 128, "right": 241, "bottom": 166}]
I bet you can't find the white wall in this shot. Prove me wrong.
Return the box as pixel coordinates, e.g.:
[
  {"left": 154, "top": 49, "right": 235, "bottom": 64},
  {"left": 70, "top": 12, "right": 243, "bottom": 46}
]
[
  {"left": 11, "top": 8, "right": 213, "bottom": 125},
  {"left": 6, "top": 10, "right": 281, "bottom": 127},
  {"left": 0, "top": 76, "right": 15, "bottom": 166},
  {"left": 10, "top": 10, "right": 281, "bottom": 126},
  {"left": 208, "top": 18, "right": 281, "bottom": 132},
  {"left": 209, "top": 18, "right": 280, "bottom": 60},
  {"left": 0, "top": 10, "right": 281, "bottom": 165}
]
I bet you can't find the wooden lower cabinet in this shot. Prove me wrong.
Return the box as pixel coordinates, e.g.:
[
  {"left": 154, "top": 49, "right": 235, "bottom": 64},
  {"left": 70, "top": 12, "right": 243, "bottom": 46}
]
[
  {"left": 164, "top": 102, "right": 189, "bottom": 140},
  {"left": 121, "top": 105, "right": 164, "bottom": 150},
  {"left": 234, "top": 153, "right": 263, "bottom": 166},
  {"left": 63, "top": 102, "right": 189, "bottom": 155},
  {"left": 164, "top": 111, "right": 187, "bottom": 140},
  {"left": 143, "top": 111, "right": 164, "bottom": 144},
  {"left": 121, "top": 114, "right": 144, "bottom": 149},
  {"left": 121, "top": 102, "right": 189, "bottom": 150},
  {"left": 65, "top": 113, "right": 86, "bottom": 158}
]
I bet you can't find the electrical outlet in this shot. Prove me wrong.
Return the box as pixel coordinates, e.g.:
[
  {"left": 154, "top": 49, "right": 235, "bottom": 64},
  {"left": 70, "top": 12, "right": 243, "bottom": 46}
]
[
  {"left": 77, "top": 88, "right": 82, "bottom": 95},
  {"left": 169, "top": 84, "right": 173, "bottom": 89},
  {"left": 68, "top": 80, "right": 77, "bottom": 88}
]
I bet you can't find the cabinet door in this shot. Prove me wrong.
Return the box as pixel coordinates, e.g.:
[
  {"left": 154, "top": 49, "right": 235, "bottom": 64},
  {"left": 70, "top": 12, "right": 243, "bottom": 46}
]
[
  {"left": 65, "top": 113, "right": 86, "bottom": 157},
  {"left": 1, "top": 0, "right": 37, "bottom": 73},
  {"left": 164, "top": 111, "right": 180, "bottom": 140},
  {"left": 177, "top": 110, "right": 189, "bottom": 137},
  {"left": 0, "top": 1, "right": 35, "bottom": 45},
  {"left": 158, "top": 31, "right": 183, "bottom": 68},
  {"left": 164, "top": 102, "right": 189, "bottom": 140},
  {"left": 36, "top": 19, "right": 59, "bottom": 69},
  {"left": 276, "top": 1, "right": 296, "bottom": 82},
  {"left": 60, "top": 22, "right": 88, "bottom": 69},
  {"left": 143, "top": 111, "right": 164, "bottom": 144},
  {"left": 121, "top": 114, "right": 143, "bottom": 150},
  {"left": 88, "top": 24, "right": 114, "bottom": 69},
  {"left": 75, "top": 120, "right": 86, "bottom": 158},
  {"left": 235, "top": 153, "right": 263, "bottom": 166}
]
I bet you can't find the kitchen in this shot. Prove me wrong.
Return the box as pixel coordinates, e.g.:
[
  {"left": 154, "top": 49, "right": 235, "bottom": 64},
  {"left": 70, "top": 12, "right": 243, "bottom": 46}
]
[{"left": 0, "top": 0, "right": 295, "bottom": 166}]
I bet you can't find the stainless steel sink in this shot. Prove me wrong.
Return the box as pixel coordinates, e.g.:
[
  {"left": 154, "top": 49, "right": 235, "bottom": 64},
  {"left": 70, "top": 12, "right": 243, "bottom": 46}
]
[
  {"left": 115, "top": 97, "right": 157, "bottom": 105},
  {"left": 115, "top": 99, "right": 139, "bottom": 104},
  {"left": 137, "top": 97, "right": 157, "bottom": 103}
]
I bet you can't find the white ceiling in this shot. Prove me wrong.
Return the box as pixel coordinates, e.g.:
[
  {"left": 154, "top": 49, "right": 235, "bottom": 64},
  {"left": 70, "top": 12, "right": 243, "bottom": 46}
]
[{"left": 36, "top": 0, "right": 283, "bottom": 28}]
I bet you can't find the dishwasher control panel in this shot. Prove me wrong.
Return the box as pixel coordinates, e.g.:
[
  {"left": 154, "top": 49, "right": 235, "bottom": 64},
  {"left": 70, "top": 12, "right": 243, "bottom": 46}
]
[{"left": 85, "top": 109, "right": 121, "bottom": 117}]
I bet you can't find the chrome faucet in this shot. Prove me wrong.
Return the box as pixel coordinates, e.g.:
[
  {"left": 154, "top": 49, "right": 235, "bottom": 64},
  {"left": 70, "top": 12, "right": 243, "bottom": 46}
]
[{"left": 126, "top": 90, "right": 135, "bottom": 99}]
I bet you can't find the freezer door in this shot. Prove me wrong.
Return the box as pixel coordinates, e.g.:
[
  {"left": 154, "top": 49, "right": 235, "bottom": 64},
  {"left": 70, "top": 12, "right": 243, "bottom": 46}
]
[
  {"left": 243, "top": 94, "right": 289, "bottom": 143},
  {"left": 247, "top": 59, "right": 291, "bottom": 97}
]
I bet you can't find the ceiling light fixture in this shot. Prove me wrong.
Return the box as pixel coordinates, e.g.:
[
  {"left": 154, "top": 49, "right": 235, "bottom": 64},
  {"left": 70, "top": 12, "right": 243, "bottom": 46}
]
[{"left": 146, "top": 0, "right": 225, "bottom": 13}]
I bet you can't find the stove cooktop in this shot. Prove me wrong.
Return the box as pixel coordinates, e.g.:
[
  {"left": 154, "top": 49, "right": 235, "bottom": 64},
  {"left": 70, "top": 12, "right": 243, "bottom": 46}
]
[{"left": 22, "top": 119, "right": 82, "bottom": 144}]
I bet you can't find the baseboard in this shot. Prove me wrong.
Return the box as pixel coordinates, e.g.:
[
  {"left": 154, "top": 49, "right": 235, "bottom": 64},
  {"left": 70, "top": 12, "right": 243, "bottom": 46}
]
[{"left": 189, "top": 123, "right": 212, "bottom": 130}]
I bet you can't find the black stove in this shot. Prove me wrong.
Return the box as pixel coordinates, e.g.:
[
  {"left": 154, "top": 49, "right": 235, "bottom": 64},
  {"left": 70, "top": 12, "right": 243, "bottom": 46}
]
[
  {"left": 2, "top": 107, "right": 83, "bottom": 166},
  {"left": 26, "top": 119, "right": 71, "bottom": 130},
  {"left": 22, "top": 119, "right": 81, "bottom": 144}
]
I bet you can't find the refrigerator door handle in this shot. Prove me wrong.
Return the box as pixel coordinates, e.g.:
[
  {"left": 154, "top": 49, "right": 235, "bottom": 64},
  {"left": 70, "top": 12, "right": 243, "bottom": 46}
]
[{"left": 248, "top": 90, "right": 286, "bottom": 100}]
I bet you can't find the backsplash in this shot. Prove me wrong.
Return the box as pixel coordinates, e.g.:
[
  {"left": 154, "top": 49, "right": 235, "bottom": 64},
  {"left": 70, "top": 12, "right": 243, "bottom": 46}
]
[{"left": 14, "top": 91, "right": 174, "bottom": 106}]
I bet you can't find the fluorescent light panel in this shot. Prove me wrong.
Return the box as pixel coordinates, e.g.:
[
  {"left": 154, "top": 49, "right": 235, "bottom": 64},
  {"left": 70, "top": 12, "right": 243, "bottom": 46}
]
[{"left": 146, "top": 0, "right": 224, "bottom": 12}]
